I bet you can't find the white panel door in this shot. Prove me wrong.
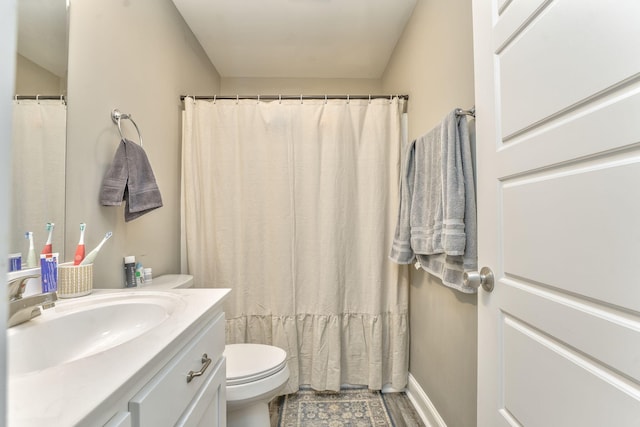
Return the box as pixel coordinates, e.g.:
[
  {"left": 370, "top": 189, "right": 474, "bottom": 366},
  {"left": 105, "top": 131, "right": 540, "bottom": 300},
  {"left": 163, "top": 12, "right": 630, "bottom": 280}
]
[{"left": 472, "top": 0, "right": 640, "bottom": 425}]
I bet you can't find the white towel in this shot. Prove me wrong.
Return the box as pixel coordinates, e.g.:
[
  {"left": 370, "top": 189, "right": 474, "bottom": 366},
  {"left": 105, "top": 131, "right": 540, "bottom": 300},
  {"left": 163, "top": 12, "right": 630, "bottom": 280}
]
[{"left": 389, "top": 110, "right": 477, "bottom": 293}]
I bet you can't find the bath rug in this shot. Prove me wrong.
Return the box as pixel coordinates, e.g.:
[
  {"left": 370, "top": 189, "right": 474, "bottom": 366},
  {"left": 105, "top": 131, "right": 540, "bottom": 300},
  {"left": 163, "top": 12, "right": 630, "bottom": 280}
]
[{"left": 278, "top": 389, "right": 393, "bottom": 427}]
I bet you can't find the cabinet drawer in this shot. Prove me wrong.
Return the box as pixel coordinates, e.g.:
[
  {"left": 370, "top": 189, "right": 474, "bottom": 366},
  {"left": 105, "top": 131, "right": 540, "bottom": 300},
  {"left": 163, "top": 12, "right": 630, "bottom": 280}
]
[
  {"left": 104, "top": 412, "right": 132, "bottom": 427},
  {"left": 176, "top": 357, "right": 226, "bottom": 427},
  {"left": 129, "top": 312, "right": 225, "bottom": 427}
]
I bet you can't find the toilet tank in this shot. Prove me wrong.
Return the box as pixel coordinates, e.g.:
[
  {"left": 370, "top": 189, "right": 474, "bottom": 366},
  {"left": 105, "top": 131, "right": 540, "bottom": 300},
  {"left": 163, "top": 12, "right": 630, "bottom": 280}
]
[{"left": 145, "top": 274, "right": 194, "bottom": 289}]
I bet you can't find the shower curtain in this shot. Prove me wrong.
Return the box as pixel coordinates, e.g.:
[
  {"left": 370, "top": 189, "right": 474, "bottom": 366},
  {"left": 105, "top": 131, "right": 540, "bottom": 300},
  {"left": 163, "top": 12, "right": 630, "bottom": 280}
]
[
  {"left": 11, "top": 99, "right": 66, "bottom": 255},
  {"left": 181, "top": 97, "right": 409, "bottom": 393}
]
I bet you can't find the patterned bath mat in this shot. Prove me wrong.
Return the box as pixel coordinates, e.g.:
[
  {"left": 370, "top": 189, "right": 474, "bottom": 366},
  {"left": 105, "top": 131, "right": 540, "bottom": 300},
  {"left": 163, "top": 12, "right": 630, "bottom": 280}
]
[{"left": 278, "top": 389, "right": 393, "bottom": 427}]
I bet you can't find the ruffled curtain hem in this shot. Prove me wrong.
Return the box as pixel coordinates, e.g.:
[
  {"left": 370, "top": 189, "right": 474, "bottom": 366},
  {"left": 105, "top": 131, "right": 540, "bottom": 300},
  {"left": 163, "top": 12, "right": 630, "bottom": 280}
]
[{"left": 226, "top": 311, "right": 409, "bottom": 395}]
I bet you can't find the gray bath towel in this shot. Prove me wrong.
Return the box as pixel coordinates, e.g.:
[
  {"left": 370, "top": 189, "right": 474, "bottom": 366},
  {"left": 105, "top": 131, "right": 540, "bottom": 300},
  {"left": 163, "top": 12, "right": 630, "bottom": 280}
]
[
  {"left": 100, "top": 139, "right": 163, "bottom": 222},
  {"left": 389, "top": 110, "right": 477, "bottom": 293},
  {"left": 389, "top": 137, "right": 416, "bottom": 264}
]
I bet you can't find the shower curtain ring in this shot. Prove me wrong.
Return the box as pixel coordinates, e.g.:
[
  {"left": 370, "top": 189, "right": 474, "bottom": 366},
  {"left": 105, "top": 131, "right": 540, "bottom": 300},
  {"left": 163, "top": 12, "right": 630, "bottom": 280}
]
[
  {"left": 257, "top": 94, "right": 260, "bottom": 104},
  {"left": 368, "top": 94, "right": 371, "bottom": 104},
  {"left": 300, "top": 94, "right": 303, "bottom": 104},
  {"left": 279, "top": 94, "right": 282, "bottom": 104},
  {"left": 236, "top": 95, "right": 239, "bottom": 104},
  {"left": 213, "top": 95, "right": 216, "bottom": 104}
]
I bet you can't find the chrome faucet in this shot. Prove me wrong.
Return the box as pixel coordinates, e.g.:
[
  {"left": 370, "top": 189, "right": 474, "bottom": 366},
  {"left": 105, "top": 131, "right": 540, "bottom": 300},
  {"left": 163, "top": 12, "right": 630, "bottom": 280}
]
[{"left": 7, "top": 269, "right": 57, "bottom": 328}]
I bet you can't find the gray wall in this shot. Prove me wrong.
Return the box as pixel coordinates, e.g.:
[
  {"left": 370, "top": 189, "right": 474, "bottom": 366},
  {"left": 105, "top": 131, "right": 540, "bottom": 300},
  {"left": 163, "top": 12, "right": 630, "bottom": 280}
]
[
  {"left": 15, "top": 54, "right": 64, "bottom": 95},
  {"left": 382, "top": 1, "right": 478, "bottom": 426},
  {"left": 65, "top": 0, "right": 220, "bottom": 288},
  {"left": 221, "top": 77, "right": 382, "bottom": 95}
]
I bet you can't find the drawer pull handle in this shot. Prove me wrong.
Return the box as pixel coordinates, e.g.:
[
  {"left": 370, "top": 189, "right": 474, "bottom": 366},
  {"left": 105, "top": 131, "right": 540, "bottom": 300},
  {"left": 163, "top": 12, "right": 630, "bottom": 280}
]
[{"left": 186, "top": 353, "right": 212, "bottom": 383}]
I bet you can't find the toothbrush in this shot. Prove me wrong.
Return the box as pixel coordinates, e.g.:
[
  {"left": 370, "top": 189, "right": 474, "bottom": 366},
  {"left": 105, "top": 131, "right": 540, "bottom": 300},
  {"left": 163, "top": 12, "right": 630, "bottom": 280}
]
[
  {"left": 41, "top": 222, "right": 55, "bottom": 254},
  {"left": 80, "top": 231, "right": 113, "bottom": 265},
  {"left": 25, "top": 232, "right": 37, "bottom": 268},
  {"left": 73, "top": 223, "right": 86, "bottom": 265}
]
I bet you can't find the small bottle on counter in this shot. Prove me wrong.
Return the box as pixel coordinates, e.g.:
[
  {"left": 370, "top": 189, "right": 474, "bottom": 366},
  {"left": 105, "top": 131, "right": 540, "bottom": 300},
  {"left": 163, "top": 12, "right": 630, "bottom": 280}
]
[
  {"left": 135, "top": 262, "right": 145, "bottom": 286},
  {"left": 123, "top": 256, "right": 137, "bottom": 288},
  {"left": 143, "top": 267, "right": 153, "bottom": 283}
]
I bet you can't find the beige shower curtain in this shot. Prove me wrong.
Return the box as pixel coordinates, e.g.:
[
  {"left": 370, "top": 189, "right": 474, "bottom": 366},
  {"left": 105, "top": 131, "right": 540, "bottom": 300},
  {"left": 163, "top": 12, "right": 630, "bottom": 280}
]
[
  {"left": 11, "top": 99, "right": 66, "bottom": 255},
  {"left": 181, "top": 97, "right": 409, "bottom": 393}
]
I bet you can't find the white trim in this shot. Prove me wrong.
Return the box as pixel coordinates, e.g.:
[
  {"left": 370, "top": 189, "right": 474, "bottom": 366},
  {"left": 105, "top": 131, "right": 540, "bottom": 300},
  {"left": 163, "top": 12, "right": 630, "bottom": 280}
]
[{"left": 405, "top": 373, "right": 447, "bottom": 427}]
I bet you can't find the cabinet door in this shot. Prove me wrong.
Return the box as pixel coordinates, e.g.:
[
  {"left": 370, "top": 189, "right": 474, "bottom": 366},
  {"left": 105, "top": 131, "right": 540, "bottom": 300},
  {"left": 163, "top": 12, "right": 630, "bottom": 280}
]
[
  {"left": 176, "top": 357, "right": 226, "bottom": 427},
  {"left": 129, "top": 313, "right": 225, "bottom": 426}
]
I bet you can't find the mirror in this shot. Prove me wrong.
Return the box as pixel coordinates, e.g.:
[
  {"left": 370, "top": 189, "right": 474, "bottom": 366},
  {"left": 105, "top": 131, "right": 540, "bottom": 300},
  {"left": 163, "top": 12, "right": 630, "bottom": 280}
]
[{"left": 10, "top": 0, "right": 69, "bottom": 265}]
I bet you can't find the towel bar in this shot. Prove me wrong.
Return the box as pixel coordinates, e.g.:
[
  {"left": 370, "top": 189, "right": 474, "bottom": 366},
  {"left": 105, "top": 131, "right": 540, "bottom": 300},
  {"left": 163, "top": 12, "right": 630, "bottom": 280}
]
[
  {"left": 455, "top": 106, "right": 475, "bottom": 117},
  {"left": 111, "top": 109, "right": 143, "bottom": 146}
]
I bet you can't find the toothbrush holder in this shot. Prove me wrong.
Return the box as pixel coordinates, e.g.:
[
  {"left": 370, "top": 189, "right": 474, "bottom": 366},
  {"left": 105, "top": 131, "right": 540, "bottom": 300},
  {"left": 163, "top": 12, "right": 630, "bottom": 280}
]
[{"left": 58, "top": 262, "right": 93, "bottom": 298}]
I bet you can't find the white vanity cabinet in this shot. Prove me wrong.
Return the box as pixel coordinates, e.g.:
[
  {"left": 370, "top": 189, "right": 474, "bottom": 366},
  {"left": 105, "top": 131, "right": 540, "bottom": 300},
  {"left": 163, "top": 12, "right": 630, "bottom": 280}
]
[
  {"left": 127, "top": 312, "right": 226, "bottom": 427},
  {"left": 9, "top": 289, "right": 230, "bottom": 427}
]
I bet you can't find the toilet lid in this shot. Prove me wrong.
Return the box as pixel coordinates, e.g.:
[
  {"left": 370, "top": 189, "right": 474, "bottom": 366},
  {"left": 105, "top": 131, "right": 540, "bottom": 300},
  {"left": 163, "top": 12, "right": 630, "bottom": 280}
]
[{"left": 224, "top": 344, "right": 288, "bottom": 386}]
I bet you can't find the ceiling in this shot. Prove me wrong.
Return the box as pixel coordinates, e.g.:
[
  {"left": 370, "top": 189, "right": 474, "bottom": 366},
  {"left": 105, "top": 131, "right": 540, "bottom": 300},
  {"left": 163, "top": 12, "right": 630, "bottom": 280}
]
[{"left": 171, "top": 0, "right": 417, "bottom": 79}]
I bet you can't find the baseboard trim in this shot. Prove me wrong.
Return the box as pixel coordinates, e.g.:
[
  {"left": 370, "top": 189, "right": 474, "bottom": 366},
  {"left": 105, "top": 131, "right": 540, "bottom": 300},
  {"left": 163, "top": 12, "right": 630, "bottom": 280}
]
[{"left": 405, "top": 373, "right": 447, "bottom": 427}]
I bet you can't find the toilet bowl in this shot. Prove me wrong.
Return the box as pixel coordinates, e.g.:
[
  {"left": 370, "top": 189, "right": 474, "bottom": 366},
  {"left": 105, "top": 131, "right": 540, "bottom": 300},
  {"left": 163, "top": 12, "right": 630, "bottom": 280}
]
[
  {"left": 144, "top": 275, "right": 290, "bottom": 427},
  {"left": 141, "top": 273, "right": 194, "bottom": 289},
  {"left": 224, "top": 343, "right": 290, "bottom": 427}
]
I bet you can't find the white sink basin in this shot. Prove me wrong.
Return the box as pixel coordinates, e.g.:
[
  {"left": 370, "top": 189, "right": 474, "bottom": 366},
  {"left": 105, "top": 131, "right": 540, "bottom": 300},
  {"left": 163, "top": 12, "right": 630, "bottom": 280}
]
[
  {"left": 8, "top": 288, "right": 230, "bottom": 427},
  {"left": 8, "top": 292, "right": 181, "bottom": 375}
]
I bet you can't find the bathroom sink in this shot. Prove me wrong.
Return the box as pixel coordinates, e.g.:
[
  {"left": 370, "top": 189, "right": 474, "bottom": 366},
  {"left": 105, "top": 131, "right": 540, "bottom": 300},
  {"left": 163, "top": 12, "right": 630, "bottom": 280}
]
[{"left": 7, "top": 292, "right": 181, "bottom": 376}]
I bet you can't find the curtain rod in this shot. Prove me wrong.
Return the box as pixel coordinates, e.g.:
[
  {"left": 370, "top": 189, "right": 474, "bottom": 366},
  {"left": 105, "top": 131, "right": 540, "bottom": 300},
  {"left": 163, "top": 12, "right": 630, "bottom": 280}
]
[
  {"left": 180, "top": 94, "right": 409, "bottom": 102},
  {"left": 14, "top": 95, "right": 66, "bottom": 102}
]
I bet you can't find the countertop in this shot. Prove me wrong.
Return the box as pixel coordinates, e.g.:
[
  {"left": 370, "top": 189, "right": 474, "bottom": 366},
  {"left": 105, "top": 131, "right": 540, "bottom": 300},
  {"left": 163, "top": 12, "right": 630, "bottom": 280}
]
[{"left": 7, "top": 287, "right": 230, "bottom": 427}]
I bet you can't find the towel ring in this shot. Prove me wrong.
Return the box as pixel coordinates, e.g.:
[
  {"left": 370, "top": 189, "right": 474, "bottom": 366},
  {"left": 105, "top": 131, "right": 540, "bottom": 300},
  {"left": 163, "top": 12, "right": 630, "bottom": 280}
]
[{"left": 111, "top": 109, "right": 143, "bottom": 146}]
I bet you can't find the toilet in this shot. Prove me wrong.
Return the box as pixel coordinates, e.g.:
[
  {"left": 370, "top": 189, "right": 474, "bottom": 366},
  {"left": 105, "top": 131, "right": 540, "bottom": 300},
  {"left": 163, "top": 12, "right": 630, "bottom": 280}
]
[
  {"left": 224, "top": 343, "right": 289, "bottom": 427},
  {"left": 146, "top": 275, "right": 290, "bottom": 427}
]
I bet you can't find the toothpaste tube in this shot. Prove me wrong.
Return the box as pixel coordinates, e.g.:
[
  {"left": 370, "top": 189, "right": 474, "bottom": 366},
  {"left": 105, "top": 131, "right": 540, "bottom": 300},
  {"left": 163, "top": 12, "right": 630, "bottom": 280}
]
[{"left": 40, "top": 253, "right": 59, "bottom": 293}]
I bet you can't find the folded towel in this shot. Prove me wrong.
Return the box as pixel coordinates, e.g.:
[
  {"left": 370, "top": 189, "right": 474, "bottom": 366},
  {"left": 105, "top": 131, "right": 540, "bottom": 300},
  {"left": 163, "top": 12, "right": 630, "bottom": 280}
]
[
  {"left": 418, "top": 117, "right": 478, "bottom": 293},
  {"left": 100, "top": 139, "right": 163, "bottom": 222},
  {"left": 389, "top": 110, "right": 477, "bottom": 293}
]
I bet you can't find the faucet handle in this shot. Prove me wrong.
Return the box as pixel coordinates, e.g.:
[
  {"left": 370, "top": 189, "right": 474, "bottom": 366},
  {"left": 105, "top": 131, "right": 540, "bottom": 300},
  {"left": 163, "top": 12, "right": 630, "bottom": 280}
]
[
  {"left": 7, "top": 290, "right": 57, "bottom": 327},
  {"left": 7, "top": 270, "right": 41, "bottom": 301},
  {"left": 41, "top": 292, "right": 58, "bottom": 310}
]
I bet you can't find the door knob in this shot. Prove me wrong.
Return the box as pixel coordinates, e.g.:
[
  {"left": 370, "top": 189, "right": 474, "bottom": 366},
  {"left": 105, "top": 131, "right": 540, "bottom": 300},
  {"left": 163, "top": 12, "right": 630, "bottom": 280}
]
[{"left": 463, "top": 267, "right": 494, "bottom": 292}]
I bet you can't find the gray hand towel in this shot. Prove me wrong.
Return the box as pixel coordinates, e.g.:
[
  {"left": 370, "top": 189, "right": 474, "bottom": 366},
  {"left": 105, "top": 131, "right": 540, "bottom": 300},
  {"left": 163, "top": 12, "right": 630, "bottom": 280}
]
[{"left": 100, "top": 139, "right": 163, "bottom": 222}]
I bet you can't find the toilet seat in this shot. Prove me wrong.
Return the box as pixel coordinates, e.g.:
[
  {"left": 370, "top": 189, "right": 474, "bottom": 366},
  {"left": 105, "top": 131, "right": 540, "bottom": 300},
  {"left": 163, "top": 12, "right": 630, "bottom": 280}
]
[{"left": 225, "top": 344, "right": 288, "bottom": 386}]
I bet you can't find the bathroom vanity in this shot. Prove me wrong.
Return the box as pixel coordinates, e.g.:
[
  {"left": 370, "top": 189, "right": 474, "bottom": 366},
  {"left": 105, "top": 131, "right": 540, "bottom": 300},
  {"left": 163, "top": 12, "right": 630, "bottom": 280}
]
[{"left": 7, "top": 288, "right": 230, "bottom": 427}]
